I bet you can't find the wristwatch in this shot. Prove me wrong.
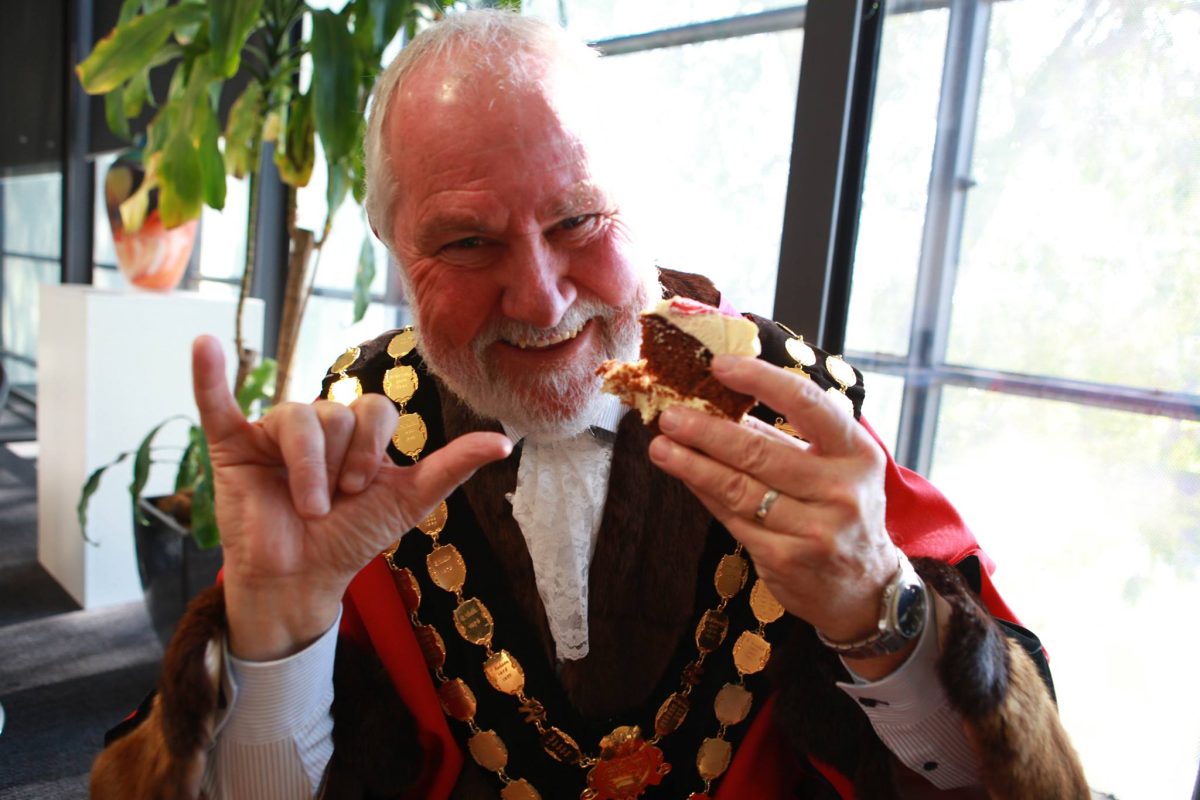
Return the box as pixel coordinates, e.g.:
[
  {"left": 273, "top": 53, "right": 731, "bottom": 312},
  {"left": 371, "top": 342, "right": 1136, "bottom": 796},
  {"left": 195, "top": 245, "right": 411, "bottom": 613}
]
[{"left": 816, "top": 550, "right": 927, "bottom": 659}]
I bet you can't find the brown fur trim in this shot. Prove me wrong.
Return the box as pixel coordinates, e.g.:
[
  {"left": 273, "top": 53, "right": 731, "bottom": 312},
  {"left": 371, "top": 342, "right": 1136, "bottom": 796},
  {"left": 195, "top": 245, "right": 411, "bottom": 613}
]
[
  {"left": 917, "top": 558, "right": 1090, "bottom": 799},
  {"left": 159, "top": 585, "right": 228, "bottom": 757},
  {"left": 322, "top": 640, "right": 424, "bottom": 799},
  {"left": 90, "top": 695, "right": 207, "bottom": 800},
  {"left": 91, "top": 585, "right": 227, "bottom": 800}
]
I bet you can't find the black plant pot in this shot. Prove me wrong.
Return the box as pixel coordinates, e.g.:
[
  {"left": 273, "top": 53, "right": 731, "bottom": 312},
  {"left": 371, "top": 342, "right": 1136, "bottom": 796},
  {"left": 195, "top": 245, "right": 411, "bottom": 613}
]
[{"left": 134, "top": 496, "right": 223, "bottom": 647}]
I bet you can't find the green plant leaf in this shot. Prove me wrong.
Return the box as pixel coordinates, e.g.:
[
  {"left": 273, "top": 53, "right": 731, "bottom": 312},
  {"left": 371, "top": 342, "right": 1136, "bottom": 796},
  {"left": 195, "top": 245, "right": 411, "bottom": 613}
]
[
  {"left": 104, "top": 88, "right": 131, "bottom": 142},
  {"left": 368, "top": 0, "right": 412, "bottom": 57},
  {"left": 129, "top": 416, "right": 190, "bottom": 524},
  {"left": 236, "top": 357, "right": 277, "bottom": 416},
  {"left": 190, "top": 427, "right": 220, "bottom": 549},
  {"left": 191, "top": 475, "right": 220, "bottom": 549},
  {"left": 325, "top": 158, "right": 350, "bottom": 224},
  {"left": 123, "top": 68, "right": 152, "bottom": 118},
  {"left": 224, "top": 81, "right": 264, "bottom": 178},
  {"left": 350, "top": 136, "right": 367, "bottom": 205},
  {"left": 273, "top": 89, "right": 315, "bottom": 187},
  {"left": 159, "top": 120, "right": 205, "bottom": 227},
  {"left": 310, "top": 9, "right": 361, "bottom": 165},
  {"left": 78, "top": 450, "right": 134, "bottom": 544},
  {"left": 197, "top": 103, "right": 227, "bottom": 210},
  {"left": 118, "top": 0, "right": 144, "bottom": 26},
  {"left": 353, "top": 230, "right": 377, "bottom": 323},
  {"left": 175, "top": 439, "right": 198, "bottom": 492},
  {"left": 76, "top": 3, "right": 205, "bottom": 95},
  {"left": 209, "top": 0, "right": 265, "bottom": 79}
]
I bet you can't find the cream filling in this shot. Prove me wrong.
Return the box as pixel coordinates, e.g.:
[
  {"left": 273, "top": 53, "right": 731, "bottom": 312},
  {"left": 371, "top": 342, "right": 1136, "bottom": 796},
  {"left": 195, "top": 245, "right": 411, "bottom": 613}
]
[{"left": 650, "top": 298, "right": 760, "bottom": 358}]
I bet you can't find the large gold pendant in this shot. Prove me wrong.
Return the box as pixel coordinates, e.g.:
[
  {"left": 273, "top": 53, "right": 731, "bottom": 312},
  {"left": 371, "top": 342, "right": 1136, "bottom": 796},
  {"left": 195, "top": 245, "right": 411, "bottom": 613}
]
[{"left": 581, "top": 726, "right": 670, "bottom": 800}]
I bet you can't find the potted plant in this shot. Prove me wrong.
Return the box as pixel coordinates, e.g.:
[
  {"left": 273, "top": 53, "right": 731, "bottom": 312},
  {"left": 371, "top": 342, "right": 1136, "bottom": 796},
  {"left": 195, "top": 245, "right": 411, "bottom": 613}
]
[{"left": 72, "top": 0, "right": 466, "bottom": 643}]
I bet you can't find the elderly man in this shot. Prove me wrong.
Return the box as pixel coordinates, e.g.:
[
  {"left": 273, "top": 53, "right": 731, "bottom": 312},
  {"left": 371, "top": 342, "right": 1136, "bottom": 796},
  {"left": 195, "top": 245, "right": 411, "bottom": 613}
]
[{"left": 92, "top": 10, "right": 1088, "bottom": 800}]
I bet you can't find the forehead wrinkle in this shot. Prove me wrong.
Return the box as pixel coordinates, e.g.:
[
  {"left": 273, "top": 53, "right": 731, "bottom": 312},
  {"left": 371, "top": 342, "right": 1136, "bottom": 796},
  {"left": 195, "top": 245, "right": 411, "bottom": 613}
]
[
  {"left": 415, "top": 192, "right": 510, "bottom": 236},
  {"left": 541, "top": 179, "right": 608, "bottom": 220}
]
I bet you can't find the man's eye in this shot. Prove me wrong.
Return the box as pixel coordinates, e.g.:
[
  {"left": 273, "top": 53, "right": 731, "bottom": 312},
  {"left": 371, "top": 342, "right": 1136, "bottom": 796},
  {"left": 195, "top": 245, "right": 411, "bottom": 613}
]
[
  {"left": 445, "top": 236, "right": 485, "bottom": 251},
  {"left": 559, "top": 214, "right": 596, "bottom": 231}
]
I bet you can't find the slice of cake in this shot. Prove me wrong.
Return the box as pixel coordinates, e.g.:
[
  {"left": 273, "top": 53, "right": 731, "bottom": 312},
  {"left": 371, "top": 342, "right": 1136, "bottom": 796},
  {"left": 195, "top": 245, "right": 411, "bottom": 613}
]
[{"left": 598, "top": 296, "right": 760, "bottom": 423}]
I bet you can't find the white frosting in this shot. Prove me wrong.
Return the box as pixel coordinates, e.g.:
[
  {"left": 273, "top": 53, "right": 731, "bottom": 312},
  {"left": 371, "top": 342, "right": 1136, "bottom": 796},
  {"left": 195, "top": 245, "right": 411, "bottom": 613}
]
[{"left": 650, "top": 297, "right": 761, "bottom": 357}]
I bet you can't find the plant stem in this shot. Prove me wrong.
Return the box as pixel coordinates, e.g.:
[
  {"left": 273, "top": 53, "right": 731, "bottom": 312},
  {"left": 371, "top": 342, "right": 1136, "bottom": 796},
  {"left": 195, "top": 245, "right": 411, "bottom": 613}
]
[{"left": 234, "top": 164, "right": 261, "bottom": 395}]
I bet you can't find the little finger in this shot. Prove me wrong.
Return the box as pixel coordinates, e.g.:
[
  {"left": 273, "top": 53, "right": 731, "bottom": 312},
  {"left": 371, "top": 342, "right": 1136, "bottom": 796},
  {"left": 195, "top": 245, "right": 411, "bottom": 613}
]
[
  {"left": 339, "top": 394, "right": 400, "bottom": 494},
  {"left": 314, "top": 400, "right": 356, "bottom": 497}
]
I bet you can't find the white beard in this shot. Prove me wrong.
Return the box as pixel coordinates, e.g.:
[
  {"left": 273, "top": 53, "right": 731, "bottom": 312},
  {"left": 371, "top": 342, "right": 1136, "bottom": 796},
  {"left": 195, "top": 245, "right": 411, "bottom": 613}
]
[{"left": 413, "top": 272, "right": 658, "bottom": 439}]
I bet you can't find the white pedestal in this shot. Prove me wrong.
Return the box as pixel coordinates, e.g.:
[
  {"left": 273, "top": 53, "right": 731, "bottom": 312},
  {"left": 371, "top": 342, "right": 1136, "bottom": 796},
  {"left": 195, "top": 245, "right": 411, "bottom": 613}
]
[{"left": 37, "top": 285, "right": 264, "bottom": 609}]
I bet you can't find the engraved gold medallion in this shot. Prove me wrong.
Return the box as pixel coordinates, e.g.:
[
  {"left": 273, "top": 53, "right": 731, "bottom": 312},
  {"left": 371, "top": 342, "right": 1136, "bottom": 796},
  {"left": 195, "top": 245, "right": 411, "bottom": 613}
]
[
  {"left": 714, "top": 554, "right": 748, "bottom": 599},
  {"left": 414, "top": 624, "right": 446, "bottom": 670},
  {"left": 417, "top": 500, "right": 448, "bottom": 536},
  {"left": 694, "top": 610, "right": 729, "bottom": 653},
  {"left": 329, "top": 376, "right": 362, "bottom": 406},
  {"left": 713, "top": 683, "right": 753, "bottom": 726},
  {"left": 785, "top": 337, "right": 817, "bottom": 367},
  {"left": 732, "top": 631, "right": 772, "bottom": 675},
  {"left": 383, "top": 364, "right": 419, "bottom": 404},
  {"left": 483, "top": 650, "right": 525, "bottom": 695},
  {"left": 500, "top": 779, "right": 541, "bottom": 800},
  {"left": 586, "top": 726, "right": 671, "bottom": 800},
  {"left": 426, "top": 544, "right": 466, "bottom": 593},
  {"left": 825, "top": 355, "right": 858, "bottom": 388},
  {"left": 749, "top": 580, "right": 785, "bottom": 624},
  {"left": 453, "top": 597, "right": 495, "bottom": 646},
  {"left": 391, "top": 567, "right": 421, "bottom": 611},
  {"left": 329, "top": 346, "right": 361, "bottom": 374},
  {"left": 387, "top": 328, "right": 417, "bottom": 359},
  {"left": 696, "top": 737, "right": 732, "bottom": 781},
  {"left": 654, "top": 692, "right": 690, "bottom": 736},
  {"left": 540, "top": 726, "right": 583, "bottom": 764},
  {"left": 437, "top": 678, "right": 476, "bottom": 720},
  {"left": 392, "top": 412, "right": 428, "bottom": 458},
  {"left": 469, "top": 729, "right": 508, "bottom": 772}
]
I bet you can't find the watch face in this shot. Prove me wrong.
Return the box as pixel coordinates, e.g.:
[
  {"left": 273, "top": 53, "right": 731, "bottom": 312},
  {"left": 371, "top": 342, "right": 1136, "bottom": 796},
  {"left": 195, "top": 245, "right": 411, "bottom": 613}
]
[{"left": 895, "top": 584, "right": 927, "bottom": 639}]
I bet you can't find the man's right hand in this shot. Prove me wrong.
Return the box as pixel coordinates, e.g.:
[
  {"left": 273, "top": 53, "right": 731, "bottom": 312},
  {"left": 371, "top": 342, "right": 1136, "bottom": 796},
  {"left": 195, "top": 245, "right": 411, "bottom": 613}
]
[{"left": 192, "top": 335, "right": 512, "bottom": 661}]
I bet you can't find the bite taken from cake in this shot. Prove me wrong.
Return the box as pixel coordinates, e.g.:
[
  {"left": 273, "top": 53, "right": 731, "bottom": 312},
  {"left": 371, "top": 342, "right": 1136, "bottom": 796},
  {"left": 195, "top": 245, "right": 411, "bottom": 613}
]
[{"left": 598, "top": 296, "right": 760, "bottom": 424}]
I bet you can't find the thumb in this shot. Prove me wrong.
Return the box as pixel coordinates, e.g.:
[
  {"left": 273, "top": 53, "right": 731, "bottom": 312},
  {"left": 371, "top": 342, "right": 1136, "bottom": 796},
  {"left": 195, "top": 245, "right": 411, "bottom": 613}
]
[
  {"left": 192, "top": 335, "right": 245, "bottom": 444},
  {"left": 379, "top": 431, "right": 513, "bottom": 529}
]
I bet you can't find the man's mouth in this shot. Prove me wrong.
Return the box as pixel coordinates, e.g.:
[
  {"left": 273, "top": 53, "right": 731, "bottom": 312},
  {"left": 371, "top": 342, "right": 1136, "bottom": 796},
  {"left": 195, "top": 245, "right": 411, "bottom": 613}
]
[{"left": 501, "top": 320, "right": 588, "bottom": 350}]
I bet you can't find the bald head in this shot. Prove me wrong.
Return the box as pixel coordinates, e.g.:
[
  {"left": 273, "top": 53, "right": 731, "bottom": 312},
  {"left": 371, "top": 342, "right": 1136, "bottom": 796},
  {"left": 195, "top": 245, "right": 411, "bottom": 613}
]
[{"left": 363, "top": 10, "right": 611, "bottom": 255}]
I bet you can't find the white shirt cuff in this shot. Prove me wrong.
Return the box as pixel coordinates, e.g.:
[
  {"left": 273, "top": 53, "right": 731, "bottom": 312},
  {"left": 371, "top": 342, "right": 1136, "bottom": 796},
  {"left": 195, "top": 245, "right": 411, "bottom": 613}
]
[
  {"left": 835, "top": 589, "right": 983, "bottom": 789},
  {"left": 216, "top": 608, "right": 342, "bottom": 745}
]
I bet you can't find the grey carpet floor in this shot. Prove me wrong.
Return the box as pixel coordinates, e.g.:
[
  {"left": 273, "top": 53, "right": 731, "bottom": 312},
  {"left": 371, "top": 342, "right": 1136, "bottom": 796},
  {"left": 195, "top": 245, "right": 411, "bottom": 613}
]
[{"left": 0, "top": 436, "right": 164, "bottom": 798}]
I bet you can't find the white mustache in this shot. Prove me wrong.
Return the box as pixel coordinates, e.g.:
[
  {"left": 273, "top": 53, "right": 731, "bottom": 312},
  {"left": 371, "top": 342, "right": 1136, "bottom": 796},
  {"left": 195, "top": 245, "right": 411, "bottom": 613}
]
[{"left": 472, "top": 299, "right": 613, "bottom": 355}]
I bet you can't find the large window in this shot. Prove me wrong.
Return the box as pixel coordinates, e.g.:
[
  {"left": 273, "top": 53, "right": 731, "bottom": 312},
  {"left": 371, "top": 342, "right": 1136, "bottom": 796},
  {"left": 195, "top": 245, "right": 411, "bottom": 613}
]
[
  {"left": 528, "top": 1, "right": 807, "bottom": 314},
  {"left": 1, "top": 171, "right": 62, "bottom": 391},
  {"left": 846, "top": 2, "right": 1200, "bottom": 796}
]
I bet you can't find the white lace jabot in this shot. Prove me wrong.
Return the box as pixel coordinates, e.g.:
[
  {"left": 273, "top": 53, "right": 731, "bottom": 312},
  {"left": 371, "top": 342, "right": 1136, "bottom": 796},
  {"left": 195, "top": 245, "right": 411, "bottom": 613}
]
[{"left": 503, "top": 396, "right": 625, "bottom": 662}]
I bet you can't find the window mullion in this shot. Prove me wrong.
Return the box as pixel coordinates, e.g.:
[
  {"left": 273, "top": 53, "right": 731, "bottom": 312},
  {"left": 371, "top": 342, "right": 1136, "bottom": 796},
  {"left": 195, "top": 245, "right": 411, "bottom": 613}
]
[{"left": 895, "top": 0, "right": 991, "bottom": 472}]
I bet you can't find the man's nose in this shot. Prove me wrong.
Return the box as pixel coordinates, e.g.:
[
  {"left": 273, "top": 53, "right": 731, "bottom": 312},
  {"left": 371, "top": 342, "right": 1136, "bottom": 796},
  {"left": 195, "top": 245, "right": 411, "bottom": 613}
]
[{"left": 500, "top": 238, "right": 576, "bottom": 328}]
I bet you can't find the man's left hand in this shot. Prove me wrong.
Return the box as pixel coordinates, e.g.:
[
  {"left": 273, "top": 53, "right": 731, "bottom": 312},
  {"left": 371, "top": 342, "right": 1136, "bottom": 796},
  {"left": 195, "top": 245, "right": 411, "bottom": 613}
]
[{"left": 649, "top": 354, "right": 908, "bottom": 675}]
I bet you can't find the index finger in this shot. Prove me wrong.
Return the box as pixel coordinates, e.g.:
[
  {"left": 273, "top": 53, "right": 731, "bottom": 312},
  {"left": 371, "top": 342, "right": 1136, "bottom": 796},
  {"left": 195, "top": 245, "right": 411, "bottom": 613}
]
[
  {"left": 710, "top": 355, "right": 862, "bottom": 456},
  {"left": 192, "top": 335, "right": 246, "bottom": 444}
]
